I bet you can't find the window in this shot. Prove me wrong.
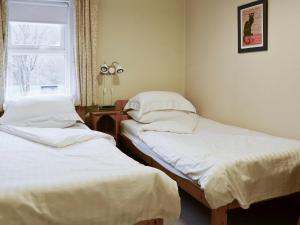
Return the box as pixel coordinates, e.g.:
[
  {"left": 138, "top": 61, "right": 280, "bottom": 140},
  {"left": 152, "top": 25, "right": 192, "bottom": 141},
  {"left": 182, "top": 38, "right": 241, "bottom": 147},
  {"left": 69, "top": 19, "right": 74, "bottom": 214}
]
[{"left": 6, "top": 0, "right": 75, "bottom": 99}]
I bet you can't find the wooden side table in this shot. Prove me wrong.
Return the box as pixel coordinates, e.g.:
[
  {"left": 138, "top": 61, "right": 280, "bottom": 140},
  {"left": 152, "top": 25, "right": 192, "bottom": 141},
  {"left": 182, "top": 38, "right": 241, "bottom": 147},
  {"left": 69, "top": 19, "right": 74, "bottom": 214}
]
[{"left": 90, "top": 110, "right": 121, "bottom": 142}]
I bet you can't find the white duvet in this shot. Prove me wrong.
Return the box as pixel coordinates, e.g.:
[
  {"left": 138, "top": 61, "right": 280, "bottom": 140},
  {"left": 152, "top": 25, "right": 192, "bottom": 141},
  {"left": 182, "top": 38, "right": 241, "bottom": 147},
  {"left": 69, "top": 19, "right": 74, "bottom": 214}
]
[
  {"left": 0, "top": 125, "right": 115, "bottom": 147},
  {"left": 139, "top": 113, "right": 199, "bottom": 134},
  {"left": 138, "top": 115, "right": 300, "bottom": 209},
  {"left": 0, "top": 125, "right": 180, "bottom": 225}
]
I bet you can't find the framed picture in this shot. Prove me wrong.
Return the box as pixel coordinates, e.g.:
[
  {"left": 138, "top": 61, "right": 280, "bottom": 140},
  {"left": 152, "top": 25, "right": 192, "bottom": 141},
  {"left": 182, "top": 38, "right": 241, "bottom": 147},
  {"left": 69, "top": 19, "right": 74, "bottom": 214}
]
[{"left": 238, "top": 0, "right": 268, "bottom": 53}]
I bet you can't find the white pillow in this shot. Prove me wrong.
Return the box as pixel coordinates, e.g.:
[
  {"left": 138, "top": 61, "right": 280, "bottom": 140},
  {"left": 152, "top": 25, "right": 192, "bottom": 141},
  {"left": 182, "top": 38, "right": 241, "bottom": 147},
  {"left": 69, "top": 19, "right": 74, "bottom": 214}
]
[
  {"left": 0, "top": 95, "right": 83, "bottom": 128},
  {"left": 127, "top": 110, "right": 191, "bottom": 124},
  {"left": 124, "top": 91, "right": 196, "bottom": 117}
]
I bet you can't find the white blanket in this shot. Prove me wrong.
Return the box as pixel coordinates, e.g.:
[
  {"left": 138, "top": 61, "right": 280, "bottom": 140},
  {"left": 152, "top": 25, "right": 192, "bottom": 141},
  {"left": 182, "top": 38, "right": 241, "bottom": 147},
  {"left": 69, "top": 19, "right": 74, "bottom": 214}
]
[
  {"left": 0, "top": 125, "right": 115, "bottom": 147},
  {"left": 139, "top": 113, "right": 199, "bottom": 134},
  {"left": 0, "top": 126, "right": 180, "bottom": 225},
  {"left": 138, "top": 116, "right": 300, "bottom": 209}
]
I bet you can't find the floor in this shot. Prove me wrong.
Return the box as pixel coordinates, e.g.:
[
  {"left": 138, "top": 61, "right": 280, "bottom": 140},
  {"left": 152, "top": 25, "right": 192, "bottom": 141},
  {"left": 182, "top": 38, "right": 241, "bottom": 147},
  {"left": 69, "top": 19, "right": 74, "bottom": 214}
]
[{"left": 176, "top": 190, "right": 300, "bottom": 225}]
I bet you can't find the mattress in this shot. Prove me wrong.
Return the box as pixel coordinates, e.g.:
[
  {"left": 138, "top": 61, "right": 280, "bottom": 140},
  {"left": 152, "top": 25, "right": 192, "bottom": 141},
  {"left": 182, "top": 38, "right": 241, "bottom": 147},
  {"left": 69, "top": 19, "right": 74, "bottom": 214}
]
[
  {"left": 121, "top": 117, "right": 300, "bottom": 209},
  {"left": 121, "top": 120, "right": 191, "bottom": 181},
  {"left": 0, "top": 123, "right": 180, "bottom": 225}
]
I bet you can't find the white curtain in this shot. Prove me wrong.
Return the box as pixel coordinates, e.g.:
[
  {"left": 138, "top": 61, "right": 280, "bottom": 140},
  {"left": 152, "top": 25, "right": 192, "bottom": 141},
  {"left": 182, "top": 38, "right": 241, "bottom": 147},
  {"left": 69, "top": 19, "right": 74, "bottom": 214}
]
[
  {"left": 75, "top": 0, "right": 99, "bottom": 107},
  {"left": 0, "top": 0, "right": 7, "bottom": 111}
]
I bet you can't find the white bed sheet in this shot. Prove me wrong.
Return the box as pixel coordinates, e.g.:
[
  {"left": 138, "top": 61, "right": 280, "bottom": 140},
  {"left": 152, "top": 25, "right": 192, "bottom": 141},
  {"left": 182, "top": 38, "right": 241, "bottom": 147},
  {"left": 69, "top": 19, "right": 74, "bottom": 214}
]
[
  {"left": 0, "top": 124, "right": 180, "bottom": 225},
  {"left": 121, "top": 118, "right": 300, "bottom": 209},
  {"left": 121, "top": 120, "right": 191, "bottom": 181}
]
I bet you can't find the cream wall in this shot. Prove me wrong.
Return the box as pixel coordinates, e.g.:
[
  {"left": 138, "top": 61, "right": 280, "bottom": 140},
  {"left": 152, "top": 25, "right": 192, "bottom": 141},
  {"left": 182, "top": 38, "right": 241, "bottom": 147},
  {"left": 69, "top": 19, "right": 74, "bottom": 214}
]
[
  {"left": 96, "top": 0, "right": 185, "bottom": 105},
  {"left": 186, "top": 0, "right": 300, "bottom": 139}
]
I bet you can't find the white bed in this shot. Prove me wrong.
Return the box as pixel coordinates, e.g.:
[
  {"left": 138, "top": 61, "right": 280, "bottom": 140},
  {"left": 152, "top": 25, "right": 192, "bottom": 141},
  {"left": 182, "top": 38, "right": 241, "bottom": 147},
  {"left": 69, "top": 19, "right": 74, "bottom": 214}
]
[
  {"left": 121, "top": 116, "right": 300, "bottom": 209},
  {"left": 0, "top": 122, "right": 180, "bottom": 225}
]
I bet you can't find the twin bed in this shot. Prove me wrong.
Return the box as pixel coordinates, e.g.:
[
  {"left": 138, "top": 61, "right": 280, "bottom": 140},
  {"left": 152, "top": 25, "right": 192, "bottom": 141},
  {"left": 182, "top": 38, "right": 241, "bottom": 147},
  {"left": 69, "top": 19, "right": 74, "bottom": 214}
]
[
  {"left": 0, "top": 96, "right": 180, "bottom": 225},
  {"left": 116, "top": 92, "right": 300, "bottom": 225}
]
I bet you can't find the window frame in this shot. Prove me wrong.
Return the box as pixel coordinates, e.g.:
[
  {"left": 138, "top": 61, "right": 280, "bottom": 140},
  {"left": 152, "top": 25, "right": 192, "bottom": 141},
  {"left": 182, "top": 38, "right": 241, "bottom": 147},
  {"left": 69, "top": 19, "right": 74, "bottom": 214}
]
[{"left": 6, "top": 0, "right": 73, "bottom": 99}]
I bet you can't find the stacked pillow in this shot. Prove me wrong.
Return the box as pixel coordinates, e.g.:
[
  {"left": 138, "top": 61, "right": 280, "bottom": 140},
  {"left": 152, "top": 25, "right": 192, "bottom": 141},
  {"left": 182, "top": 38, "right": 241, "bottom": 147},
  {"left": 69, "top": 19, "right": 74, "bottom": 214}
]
[
  {"left": 125, "top": 91, "right": 196, "bottom": 123},
  {"left": 0, "top": 95, "right": 83, "bottom": 128}
]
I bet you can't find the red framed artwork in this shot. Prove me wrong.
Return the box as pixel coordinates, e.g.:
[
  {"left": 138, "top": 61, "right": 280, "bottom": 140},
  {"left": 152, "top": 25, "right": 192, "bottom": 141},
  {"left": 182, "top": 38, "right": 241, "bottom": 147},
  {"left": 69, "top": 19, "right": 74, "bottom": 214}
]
[{"left": 238, "top": 0, "right": 268, "bottom": 53}]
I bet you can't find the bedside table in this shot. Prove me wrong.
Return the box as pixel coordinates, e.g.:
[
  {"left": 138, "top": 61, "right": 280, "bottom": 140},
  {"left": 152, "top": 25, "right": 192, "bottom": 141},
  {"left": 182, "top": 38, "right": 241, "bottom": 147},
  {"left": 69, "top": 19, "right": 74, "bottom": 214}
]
[{"left": 90, "top": 110, "right": 121, "bottom": 142}]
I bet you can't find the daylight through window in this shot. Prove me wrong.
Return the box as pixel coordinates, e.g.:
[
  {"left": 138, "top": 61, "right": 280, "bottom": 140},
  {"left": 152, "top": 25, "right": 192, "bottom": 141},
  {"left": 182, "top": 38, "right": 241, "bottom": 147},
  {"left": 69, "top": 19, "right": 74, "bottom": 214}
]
[{"left": 6, "top": 0, "right": 75, "bottom": 99}]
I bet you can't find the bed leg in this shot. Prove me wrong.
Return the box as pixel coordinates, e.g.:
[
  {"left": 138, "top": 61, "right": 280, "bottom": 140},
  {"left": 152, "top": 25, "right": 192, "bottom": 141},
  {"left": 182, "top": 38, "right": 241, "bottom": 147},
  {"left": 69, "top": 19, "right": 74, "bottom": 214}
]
[{"left": 211, "top": 207, "right": 228, "bottom": 225}]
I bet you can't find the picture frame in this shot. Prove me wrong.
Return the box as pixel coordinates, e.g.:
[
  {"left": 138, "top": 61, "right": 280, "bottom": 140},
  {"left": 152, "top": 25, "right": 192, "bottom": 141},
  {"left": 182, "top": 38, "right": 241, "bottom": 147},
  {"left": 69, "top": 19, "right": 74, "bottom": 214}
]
[{"left": 238, "top": 0, "right": 268, "bottom": 53}]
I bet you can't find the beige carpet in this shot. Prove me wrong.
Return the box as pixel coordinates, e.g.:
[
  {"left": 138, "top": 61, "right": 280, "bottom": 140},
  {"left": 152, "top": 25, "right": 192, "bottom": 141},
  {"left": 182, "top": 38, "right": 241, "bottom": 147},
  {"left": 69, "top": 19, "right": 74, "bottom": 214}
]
[{"left": 175, "top": 190, "right": 300, "bottom": 225}]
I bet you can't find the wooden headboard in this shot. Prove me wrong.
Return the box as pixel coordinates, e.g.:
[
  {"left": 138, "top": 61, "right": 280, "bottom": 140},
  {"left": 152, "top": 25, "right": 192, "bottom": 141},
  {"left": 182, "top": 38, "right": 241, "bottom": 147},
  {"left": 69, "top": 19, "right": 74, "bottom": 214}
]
[
  {"left": 75, "top": 106, "right": 88, "bottom": 122},
  {"left": 115, "top": 100, "right": 128, "bottom": 111},
  {"left": 115, "top": 100, "right": 130, "bottom": 121}
]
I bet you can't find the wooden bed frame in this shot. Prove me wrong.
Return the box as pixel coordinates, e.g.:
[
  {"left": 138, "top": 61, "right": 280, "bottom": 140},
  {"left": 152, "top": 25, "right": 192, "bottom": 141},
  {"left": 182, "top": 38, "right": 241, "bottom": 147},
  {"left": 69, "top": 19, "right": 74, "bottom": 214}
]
[{"left": 114, "top": 100, "right": 299, "bottom": 225}]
